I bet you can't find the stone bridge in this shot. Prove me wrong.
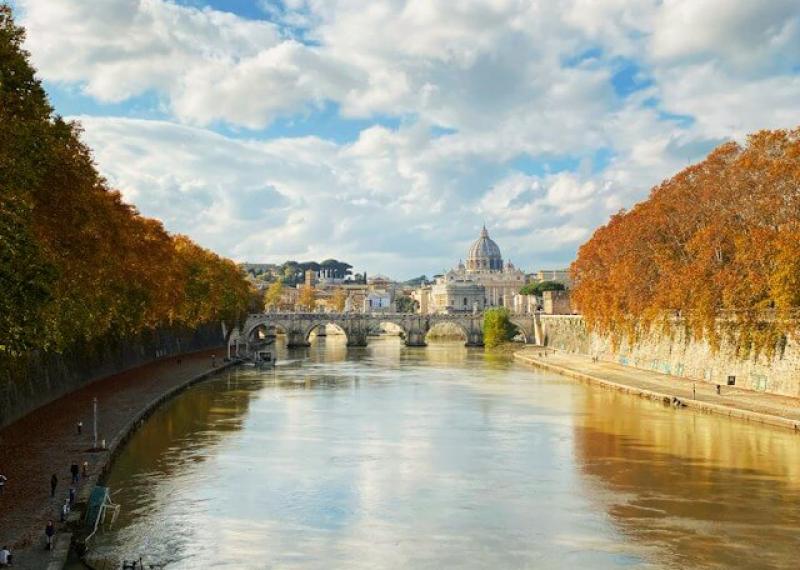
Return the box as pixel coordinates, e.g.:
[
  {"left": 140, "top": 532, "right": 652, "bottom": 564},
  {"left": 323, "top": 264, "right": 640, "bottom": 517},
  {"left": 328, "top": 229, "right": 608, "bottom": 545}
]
[{"left": 236, "top": 312, "right": 539, "bottom": 351}]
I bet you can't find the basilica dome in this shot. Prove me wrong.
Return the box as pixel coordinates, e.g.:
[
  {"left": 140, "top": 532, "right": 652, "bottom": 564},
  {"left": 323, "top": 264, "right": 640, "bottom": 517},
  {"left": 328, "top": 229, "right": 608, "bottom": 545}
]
[{"left": 466, "top": 225, "right": 503, "bottom": 271}]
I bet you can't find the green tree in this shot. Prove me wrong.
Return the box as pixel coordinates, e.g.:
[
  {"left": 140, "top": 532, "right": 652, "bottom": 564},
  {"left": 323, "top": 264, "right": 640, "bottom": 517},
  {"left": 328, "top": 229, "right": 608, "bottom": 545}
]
[
  {"left": 520, "top": 281, "right": 565, "bottom": 296},
  {"left": 395, "top": 296, "right": 417, "bottom": 313},
  {"left": 483, "top": 307, "right": 517, "bottom": 348}
]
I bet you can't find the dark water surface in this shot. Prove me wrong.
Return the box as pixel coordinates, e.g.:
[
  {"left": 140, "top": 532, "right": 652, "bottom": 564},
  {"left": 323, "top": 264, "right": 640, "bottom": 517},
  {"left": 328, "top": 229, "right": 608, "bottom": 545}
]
[{"left": 89, "top": 337, "right": 800, "bottom": 569}]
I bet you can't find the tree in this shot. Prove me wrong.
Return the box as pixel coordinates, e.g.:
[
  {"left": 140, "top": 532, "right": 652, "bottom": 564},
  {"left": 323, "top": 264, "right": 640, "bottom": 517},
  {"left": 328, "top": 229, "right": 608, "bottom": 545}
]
[
  {"left": 483, "top": 308, "right": 517, "bottom": 348},
  {"left": 571, "top": 126, "right": 800, "bottom": 356},
  {"left": 0, "top": 194, "right": 53, "bottom": 354},
  {"left": 0, "top": 5, "right": 254, "bottom": 354},
  {"left": 395, "top": 296, "right": 417, "bottom": 313},
  {"left": 403, "top": 275, "right": 428, "bottom": 286},
  {"left": 520, "top": 281, "right": 565, "bottom": 296},
  {"left": 330, "top": 288, "right": 347, "bottom": 312},
  {"left": 263, "top": 279, "right": 284, "bottom": 309},
  {"left": 297, "top": 285, "right": 317, "bottom": 311}
]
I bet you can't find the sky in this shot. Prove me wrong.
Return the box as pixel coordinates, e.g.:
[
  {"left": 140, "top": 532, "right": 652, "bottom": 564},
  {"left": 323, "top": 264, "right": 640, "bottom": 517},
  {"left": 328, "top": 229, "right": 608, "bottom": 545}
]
[{"left": 10, "top": 0, "right": 800, "bottom": 279}]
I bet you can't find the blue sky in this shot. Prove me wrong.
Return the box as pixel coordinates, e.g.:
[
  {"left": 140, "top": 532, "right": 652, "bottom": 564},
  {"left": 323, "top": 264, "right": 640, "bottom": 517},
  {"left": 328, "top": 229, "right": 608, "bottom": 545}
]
[{"left": 13, "top": 0, "right": 800, "bottom": 279}]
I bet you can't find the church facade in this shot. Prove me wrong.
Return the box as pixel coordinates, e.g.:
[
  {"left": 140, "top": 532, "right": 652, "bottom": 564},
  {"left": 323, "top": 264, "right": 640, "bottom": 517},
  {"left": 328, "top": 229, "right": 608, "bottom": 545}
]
[{"left": 417, "top": 226, "right": 527, "bottom": 314}]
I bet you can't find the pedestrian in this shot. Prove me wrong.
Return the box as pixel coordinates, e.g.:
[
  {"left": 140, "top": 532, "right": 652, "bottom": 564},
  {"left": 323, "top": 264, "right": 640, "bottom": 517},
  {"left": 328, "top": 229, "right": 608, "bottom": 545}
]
[
  {"left": 716, "top": 384, "right": 721, "bottom": 395},
  {"left": 0, "top": 474, "right": 7, "bottom": 496},
  {"left": 211, "top": 354, "right": 216, "bottom": 368},
  {"left": 0, "top": 545, "right": 12, "bottom": 567},
  {"left": 77, "top": 421, "right": 82, "bottom": 435},
  {"left": 60, "top": 499, "right": 69, "bottom": 522},
  {"left": 70, "top": 462, "right": 79, "bottom": 484},
  {"left": 69, "top": 486, "right": 76, "bottom": 506},
  {"left": 50, "top": 474, "right": 58, "bottom": 498},
  {"left": 44, "top": 520, "right": 55, "bottom": 550},
  {"left": 82, "top": 461, "right": 89, "bottom": 478}
]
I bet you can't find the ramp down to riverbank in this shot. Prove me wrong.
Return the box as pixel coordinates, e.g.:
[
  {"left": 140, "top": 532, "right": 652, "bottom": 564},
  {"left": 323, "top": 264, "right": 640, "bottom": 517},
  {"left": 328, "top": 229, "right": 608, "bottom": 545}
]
[{"left": 515, "top": 348, "right": 800, "bottom": 432}]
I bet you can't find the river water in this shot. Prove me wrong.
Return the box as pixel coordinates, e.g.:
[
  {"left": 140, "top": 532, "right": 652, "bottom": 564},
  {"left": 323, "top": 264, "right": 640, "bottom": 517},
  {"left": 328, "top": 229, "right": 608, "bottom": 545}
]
[{"left": 89, "top": 337, "right": 800, "bottom": 569}]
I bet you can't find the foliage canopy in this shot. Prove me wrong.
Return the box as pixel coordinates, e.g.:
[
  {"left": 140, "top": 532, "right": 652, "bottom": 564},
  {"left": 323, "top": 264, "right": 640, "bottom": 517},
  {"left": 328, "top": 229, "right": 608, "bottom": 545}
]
[
  {"left": 483, "top": 307, "right": 517, "bottom": 348},
  {"left": 520, "top": 281, "right": 565, "bottom": 296},
  {"left": 571, "top": 127, "right": 800, "bottom": 356},
  {"left": 0, "top": 6, "right": 252, "bottom": 354}
]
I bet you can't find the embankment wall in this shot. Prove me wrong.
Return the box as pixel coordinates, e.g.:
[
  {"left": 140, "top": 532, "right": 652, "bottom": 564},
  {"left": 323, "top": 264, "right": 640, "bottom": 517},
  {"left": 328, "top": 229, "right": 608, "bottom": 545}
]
[
  {"left": 539, "top": 315, "right": 800, "bottom": 398},
  {"left": 0, "top": 323, "right": 224, "bottom": 428}
]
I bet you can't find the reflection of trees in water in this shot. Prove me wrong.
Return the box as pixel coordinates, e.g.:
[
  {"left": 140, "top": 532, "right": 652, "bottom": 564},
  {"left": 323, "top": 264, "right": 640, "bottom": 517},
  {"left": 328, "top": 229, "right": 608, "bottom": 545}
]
[
  {"left": 573, "top": 388, "right": 800, "bottom": 569},
  {"left": 107, "top": 369, "right": 262, "bottom": 486}
]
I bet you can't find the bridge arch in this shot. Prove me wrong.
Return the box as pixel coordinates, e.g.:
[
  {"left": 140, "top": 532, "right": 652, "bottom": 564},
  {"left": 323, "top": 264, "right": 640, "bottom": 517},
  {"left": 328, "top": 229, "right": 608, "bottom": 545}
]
[
  {"left": 303, "top": 321, "right": 348, "bottom": 343},
  {"left": 508, "top": 319, "right": 529, "bottom": 343},
  {"left": 426, "top": 320, "right": 470, "bottom": 342},
  {"left": 375, "top": 318, "right": 410, "bottom": 339},
  {"left": 239, "top": 312, "right": 490, "bottom": 354}
]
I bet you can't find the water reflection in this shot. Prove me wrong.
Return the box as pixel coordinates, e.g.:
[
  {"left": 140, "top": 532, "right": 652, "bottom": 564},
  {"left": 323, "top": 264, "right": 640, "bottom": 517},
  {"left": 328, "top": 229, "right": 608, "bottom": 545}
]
[
  {"left": 89, "top": 336, "right": 800, "bottom": 569},
  {"left": 573, "top": 388, "right": 800, "bottom": 569}
]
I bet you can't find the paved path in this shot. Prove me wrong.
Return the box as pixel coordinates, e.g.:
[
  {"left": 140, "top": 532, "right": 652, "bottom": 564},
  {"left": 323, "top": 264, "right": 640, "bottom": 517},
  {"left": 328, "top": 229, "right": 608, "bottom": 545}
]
[
  {"left": 0, "top": 347, "right": 228, "bottom": 568},
  {"left": 515, "top": 347, "right": 800, "bottom": 431}
]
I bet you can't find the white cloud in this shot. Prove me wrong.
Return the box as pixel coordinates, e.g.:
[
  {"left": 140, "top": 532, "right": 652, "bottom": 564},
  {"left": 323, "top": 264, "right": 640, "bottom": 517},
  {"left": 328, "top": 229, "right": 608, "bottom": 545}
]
[
  {"left": 651, "top": 0, "right": 800, "bottom": 73},
  {"left": 13, "top": 0, "right": 800, "bottom": 276}
]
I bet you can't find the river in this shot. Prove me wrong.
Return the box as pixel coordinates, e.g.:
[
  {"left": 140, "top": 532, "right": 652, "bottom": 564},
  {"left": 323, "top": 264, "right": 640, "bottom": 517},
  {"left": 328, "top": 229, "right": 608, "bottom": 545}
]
[{"left": 88, "top": 336, "right": 800, "bottom": 569}]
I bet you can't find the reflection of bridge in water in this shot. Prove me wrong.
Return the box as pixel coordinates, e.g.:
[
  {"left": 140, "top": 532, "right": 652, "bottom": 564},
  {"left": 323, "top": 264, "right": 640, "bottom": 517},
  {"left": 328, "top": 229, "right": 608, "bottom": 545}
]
[{"left": 237, "top": 312, "right": 538, "bottom": 351}]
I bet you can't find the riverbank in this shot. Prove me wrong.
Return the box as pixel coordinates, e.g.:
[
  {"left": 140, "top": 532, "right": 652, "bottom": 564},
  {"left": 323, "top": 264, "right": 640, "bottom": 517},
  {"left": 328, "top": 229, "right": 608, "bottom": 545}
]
[
  {"left": 0, "top": 347, "right": 237, "bottom": 569},
  {"left": 515, "top": 347, "right": 800, "bottom": 432}
]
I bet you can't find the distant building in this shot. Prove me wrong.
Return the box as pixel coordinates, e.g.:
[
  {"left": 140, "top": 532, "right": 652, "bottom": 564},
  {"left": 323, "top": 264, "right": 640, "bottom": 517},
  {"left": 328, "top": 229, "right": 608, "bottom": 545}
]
[
  {"left": 542, "top": 289, "right": 572, "bottom": 314},
  {"left": 420, "top": 226, "right": 526, "bottom": 314},
  {"left": 529, "top": 269, "right": 571, "bottom": 287},
  {"left": 364, "top": 290, "right": 393, "bottom": 312},
  {"left": 412, "top": 285, "right": 432, "bottom": 315},
  {"left": 513, "top": 294, "right": 538, "bottom": 315},
  {"left": 431, "top": 279, "right": 484, "bottom": 313}
]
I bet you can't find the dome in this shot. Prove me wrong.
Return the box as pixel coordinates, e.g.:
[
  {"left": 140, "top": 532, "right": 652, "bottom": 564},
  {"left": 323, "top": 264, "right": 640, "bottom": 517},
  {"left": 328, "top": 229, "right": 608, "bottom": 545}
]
[{"left": 466, "top": 225, "right": 503, "bottom": 271}]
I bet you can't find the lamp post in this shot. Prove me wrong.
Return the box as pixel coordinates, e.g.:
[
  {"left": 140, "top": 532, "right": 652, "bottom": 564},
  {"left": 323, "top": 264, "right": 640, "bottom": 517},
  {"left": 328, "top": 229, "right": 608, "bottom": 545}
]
[{"left": 92, "top": 397, "right": 98, "bottom": 449}]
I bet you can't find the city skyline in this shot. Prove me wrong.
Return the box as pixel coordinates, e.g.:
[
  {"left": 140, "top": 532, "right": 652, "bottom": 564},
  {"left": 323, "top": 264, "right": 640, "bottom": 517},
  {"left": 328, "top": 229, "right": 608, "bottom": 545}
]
[{"left": 9, "top": 0, "right": 800, "bottom": 278}]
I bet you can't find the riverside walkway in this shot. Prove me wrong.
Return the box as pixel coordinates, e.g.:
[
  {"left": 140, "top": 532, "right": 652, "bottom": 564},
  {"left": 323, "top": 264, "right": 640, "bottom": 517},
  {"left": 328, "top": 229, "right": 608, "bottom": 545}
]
[
  {"left": 0, "top": 347, "right": 231, "bottom": 569},
  {"left": 515, "top": 347, "right": 800, "bottom": 431}
]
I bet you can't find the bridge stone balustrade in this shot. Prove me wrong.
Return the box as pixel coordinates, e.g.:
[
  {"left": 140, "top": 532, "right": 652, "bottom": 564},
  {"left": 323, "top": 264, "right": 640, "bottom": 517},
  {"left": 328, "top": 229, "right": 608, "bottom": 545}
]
[
  {"left": 236, "top": 312, "right": 488, "bottom": 352},
  {"left": 234, "top": 312, "right": 538, "bottom": 357}
]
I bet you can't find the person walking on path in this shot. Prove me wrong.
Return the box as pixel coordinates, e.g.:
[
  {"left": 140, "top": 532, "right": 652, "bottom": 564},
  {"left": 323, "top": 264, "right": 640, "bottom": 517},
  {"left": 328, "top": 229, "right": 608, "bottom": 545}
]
[
  {"left": 0, "top": 473, "right": 7, "bottom": 496},
  {"left": 50, "top": 474, "right": 58, "bottom": 498},
  {"left": 0, "top": 545, "right": 12, "bottom": 566},
  {"left": 44, "top": 520, "right": 55, "bottom": 550},
  {"left": 70, "top": 462, "right": 79, "bottom": 484}
]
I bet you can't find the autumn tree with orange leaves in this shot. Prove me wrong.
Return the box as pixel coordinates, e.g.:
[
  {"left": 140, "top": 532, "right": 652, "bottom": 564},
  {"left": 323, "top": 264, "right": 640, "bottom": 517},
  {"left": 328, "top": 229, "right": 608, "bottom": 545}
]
[
  {"left": 571, "top": 127, "right": 800, "bottom": 357},
  {"left": 0, "top": 7, "right": 252, "bottom": 355}
]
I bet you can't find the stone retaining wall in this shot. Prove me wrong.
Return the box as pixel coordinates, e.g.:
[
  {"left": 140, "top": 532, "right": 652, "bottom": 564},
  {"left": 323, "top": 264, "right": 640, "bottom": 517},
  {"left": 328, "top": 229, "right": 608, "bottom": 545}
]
[
  {"left": 0, "top": 323, "right": 225, "bottom": 428},
  {"left": 539, "top": 315, "right": 800, "bottom": 397}
]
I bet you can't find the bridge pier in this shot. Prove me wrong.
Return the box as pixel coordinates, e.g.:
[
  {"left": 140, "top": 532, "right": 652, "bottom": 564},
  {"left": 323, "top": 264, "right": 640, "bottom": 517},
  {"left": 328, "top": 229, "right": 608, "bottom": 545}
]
[
  {"left": 346, "top": 331, "right": 368, "bottom": 347},
  {"left": 344, "top": 317, "right": 369, "bottom": 347},
  {"left": 404, "top": 330, "right": 427, "bottom": 347},
  {"left": 286, "top": 330, "right": 310, "bottom": 348},
  {"left": 465, "top": 330, "right": 484, "bottom": 347}
]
